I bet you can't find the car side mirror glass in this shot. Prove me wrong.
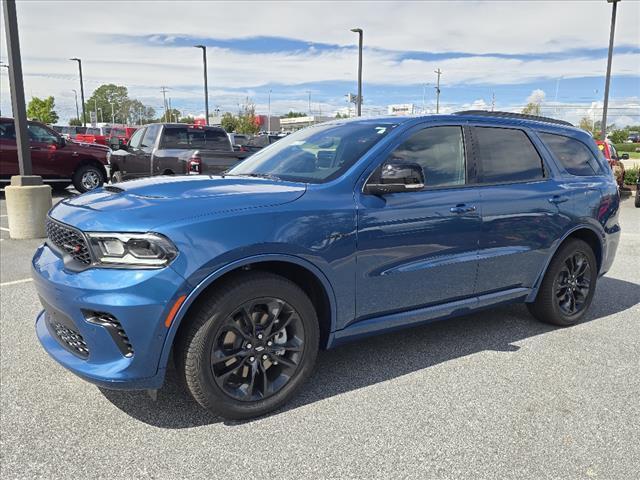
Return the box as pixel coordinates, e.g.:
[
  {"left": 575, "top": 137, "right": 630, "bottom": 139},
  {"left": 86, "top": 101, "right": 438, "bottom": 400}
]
[
  {"left": 621, "top": 153, "right": 629, "bottom": 160},
  {"left": 364, "top": 160, "right": 425, "bottom": 195}
]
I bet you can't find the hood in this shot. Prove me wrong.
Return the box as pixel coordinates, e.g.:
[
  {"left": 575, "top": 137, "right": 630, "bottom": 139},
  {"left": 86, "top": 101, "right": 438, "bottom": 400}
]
[
  {"left": 67, "top": 139, "right": 110, "bottom": 154},
  {"left": 49, "top": 175, "right": 307, "bottom": 232}
]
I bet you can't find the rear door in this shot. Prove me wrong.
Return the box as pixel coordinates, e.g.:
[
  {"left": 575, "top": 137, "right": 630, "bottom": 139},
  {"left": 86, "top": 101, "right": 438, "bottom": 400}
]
[{"left": 471, "top": 125, "right": 572, "bottom": 294}]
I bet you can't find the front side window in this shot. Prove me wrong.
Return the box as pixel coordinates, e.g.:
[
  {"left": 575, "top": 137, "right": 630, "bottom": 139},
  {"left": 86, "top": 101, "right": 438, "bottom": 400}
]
[
  {"left": 128, "top": 128, "right": 145, "bottom": 149},
  {"left": 27, "top": 124, "right": 58, "bottom": 144},
  {"left": 0, "top": 122, "right": 16, "bottom": 140},
  {"left": 387, "top": 126, "right": 465, "bottom": 187},
  {"left": 141, "top": 125, "right": 160, "bottom": 148},
  {"left": 475, "top": 127, "right": 544, "bottom": 183},
  {"left": 539, "top": 133, "right": 600, "bottom": 176},
  {"left": 227, "top": 121, "right": 398, "bottom": 183}
]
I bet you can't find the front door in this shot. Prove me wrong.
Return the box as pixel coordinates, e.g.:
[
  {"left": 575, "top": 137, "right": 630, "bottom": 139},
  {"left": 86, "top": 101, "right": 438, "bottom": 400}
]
[
  {"left": 355, "top": 125, "right": 481, "bottom": 320},
  {"left": 119, "top": 127, "right": 147, "bottom": 179}
]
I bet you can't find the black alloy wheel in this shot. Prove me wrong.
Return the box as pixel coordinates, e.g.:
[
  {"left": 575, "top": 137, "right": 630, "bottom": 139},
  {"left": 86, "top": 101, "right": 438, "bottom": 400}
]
[{"left": 554, "top": 252, "right": 592, "bottom": 316}]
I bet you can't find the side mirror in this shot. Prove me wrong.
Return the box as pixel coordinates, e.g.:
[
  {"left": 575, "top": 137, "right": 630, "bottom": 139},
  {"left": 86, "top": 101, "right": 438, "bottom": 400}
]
[
  {"left": 364, "top": 160, "right": 425, "bottom": 195},
  {"left": 621, "top": 153, "right": 629, "bottom": 160}
]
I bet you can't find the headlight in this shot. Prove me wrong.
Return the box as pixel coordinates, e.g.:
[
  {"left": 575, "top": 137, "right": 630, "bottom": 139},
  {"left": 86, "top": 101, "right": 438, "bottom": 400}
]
[{"left": 86, "top": 232, "right": 177, "bottom": 268}]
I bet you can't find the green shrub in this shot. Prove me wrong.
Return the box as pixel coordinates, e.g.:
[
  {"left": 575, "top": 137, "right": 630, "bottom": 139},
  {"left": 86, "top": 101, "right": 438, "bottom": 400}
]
[
  {"left": 614, "top": 143, "right": 639, "bottom": 153},
  {"left": 624, "top": 166, "right": 639, "bottom": 185}
]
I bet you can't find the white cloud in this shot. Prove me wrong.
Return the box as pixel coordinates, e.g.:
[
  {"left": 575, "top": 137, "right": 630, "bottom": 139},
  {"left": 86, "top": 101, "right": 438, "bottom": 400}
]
[{"left": 526, "top": 89, "right": 546, "bottom": 104}]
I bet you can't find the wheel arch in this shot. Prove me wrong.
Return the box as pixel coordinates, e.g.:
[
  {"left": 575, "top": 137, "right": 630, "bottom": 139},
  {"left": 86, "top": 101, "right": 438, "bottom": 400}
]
[
  {"left": 73, "top": 157, "right": 108, "bottom": 181},
  {"left": 157, "top": 254, "right": 338, "bottom": 374},
  {"left": 526, "top": 224, "right": 604, "bottom": 303}
]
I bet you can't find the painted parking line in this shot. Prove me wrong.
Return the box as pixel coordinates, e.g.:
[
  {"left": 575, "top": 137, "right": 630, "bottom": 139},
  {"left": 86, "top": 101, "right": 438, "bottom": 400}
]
[
  {"left": 0, "top": 278, "right": 33, "bottom": 287},
  {"left": 0, "top": 227, "right": 9, "bottom": 232}
]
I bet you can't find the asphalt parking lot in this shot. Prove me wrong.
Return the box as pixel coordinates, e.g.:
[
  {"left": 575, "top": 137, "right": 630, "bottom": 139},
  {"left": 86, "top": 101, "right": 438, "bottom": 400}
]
[{"left": 1, "top": 191, "right": 639, "bottom": 479}]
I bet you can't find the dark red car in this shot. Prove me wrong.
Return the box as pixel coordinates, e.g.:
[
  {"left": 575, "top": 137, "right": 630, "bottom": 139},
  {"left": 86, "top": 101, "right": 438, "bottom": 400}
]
[
  {"left": 0, "top": 118, "right": 110, "bottom": 192},
  {"left": 596, "top": 140, "right": 625, "bottom": 188}
]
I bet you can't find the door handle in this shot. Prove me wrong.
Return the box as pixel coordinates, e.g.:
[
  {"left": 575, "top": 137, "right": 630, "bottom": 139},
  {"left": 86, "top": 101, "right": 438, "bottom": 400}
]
[
  {"left": 450, "top": 204, "right": 477, "bottom": 214},
  {"left": 548, "top": 195, "right": 569, "bottom": 204}
]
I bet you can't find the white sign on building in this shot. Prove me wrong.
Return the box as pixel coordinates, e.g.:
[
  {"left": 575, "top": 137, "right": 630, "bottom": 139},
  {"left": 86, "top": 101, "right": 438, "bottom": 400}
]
[{"left": 387, "top": 104, "right": 415, "bottom": 116}]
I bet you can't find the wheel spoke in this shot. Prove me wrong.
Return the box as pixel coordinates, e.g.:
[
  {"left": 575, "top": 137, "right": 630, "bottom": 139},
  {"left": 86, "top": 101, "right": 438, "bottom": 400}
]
[{"left": 272, "top": 354, "right": 297, "bottom": 369}]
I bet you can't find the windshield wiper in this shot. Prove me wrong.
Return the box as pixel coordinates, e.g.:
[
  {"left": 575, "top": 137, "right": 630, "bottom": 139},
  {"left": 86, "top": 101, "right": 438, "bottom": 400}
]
[{"left": 226, "top": 173, "right": 282, "bottom": 181}]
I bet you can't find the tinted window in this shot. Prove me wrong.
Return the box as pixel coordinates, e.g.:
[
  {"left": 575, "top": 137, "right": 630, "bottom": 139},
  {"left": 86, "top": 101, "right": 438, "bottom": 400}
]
[
  {"left": 539, "top": 133, "right": 600, "bottom": 176},
  {"left": 27, "top": 124, "right": 58, "bottom": 144},
  {"left": 128, "top": 128, "right": 145, "bottom": 148},
  {"left": 141, "top": 125, "right": 160, "bottom": 148},
  {"left": 161, "top": 126, "right": 230, "bottom": 150},
  {"left": 0, "top": 122, "right": 16, "bottom": 139},
  {"left": 388, "top": 126, "right": 465, "bottom": 187},
  {"left": 475, "top": 127, "right": 544, "bottom": 183}
]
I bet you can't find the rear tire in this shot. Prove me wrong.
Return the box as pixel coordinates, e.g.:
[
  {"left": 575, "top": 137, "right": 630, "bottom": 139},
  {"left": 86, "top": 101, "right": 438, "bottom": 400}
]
[
  {"left": 175, "top": 272, "right": 319, "bottom": 420},
  {"left": 73, "top": 164, "right": 104, "bottom": 192},
  {"left": 527, "top": 239, "right": 597, "bottom": 326}
]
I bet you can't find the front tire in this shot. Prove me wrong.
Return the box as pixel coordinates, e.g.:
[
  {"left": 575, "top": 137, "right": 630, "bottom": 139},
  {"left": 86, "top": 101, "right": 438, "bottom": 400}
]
[
  {"left": 527, "top": 239, "right": 597, "bottom": 326},
  {"left": 111, "top": 170, "right": 124, "bottom": 183},
  {"left": 176, "top": 272, "right": 319, "bottom": 420},
  {"left": 73, "top": 164, "right": 104, "bottom": 192}
]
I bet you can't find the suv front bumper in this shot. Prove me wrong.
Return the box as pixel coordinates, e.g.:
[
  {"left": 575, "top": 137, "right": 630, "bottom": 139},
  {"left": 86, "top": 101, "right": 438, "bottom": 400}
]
[{"left": 32, "top": 243, "right": 188, "bottom": 390}]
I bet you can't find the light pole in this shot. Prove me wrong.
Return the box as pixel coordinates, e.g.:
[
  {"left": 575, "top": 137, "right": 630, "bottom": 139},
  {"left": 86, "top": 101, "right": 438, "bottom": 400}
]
[
  {"left": 110, "top": 102, "right": 115, "bottom": 124},
  {"left": 94, "top": 98, "right": 98, "bottom": 124},
  {"left": 434, "top": 68, "right": 442, "bottom": 114},
  {"left": 350, "top": 28, "right": 363, "bottom": 116},
  {"left": 71, "top": 89, "right": 79, "bottom": 121},
  {"left": 70, "top": 58, "right": 86, "bottom": 126},
  {"left": 601, "top": 0, "right": 619, "bottom": 141},
  {"left": 98, "top": 107, "right": 103, "bottom": 123},
  {"left": 267, "top": 89, "right": 272, "bottom": 132},
  {"left": 194, "top": 45, "right": 210, "bottom": 125}
]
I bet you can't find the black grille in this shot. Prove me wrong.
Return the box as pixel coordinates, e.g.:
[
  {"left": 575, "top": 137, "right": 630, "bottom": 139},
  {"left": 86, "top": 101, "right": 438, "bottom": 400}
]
[
  {"left": 85, "top": 312, "right": 134, "bottom": 357},
  {"left": 49, "top": 319, "right": 89, "bottom": 358},
  {"left": 46, "top": 219, "right": 92, "bottom": 265}
]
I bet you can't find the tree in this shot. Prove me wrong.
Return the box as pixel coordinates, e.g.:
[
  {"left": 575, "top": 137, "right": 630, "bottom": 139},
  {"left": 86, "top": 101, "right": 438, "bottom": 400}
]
[
  {"left": 162, "top": 108, "right": 181, "bottom": 123},
  {"left": 609, "top": 129, "right": 628, "bottom": 144},
  {"left": 26, "top": 96, "right": 59, "bottom": 124},
  {"left": 578, "top": 117, "right": 595, "bottom": 135},
  {"left": 521, "top": 102, "right": 542, "bottom": 116},
  {"left": 335, "top": 112, "right": 349, "bottom": 119},
  {"left": 220, "top": 112, "right": 239, "bottom": 132},
  {"left": 236, "top": 102, "right": 260, "bottom": 135},
  {"left": 285, "top": 111, "right": 306, "bottom": 118},
  {"left": 69, "top": 118, "right": 82, "bottom": 126},
  {"left": 85, "top": 84, "right": 129, "bottom": 124},
  {"left": 179, "top": 115, "right": 196, "bottom": 124}
]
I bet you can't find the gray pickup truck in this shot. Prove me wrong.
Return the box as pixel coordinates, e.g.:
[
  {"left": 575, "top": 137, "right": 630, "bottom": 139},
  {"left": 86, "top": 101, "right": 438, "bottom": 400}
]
[{"left": 109, "top": 123, "right": 249, "bottom": 182}]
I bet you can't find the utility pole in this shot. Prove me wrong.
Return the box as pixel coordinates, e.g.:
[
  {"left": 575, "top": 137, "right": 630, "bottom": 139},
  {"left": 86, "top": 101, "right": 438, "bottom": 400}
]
[
  {"left": 168, "top": 97, "right": 173, "bottom": 122},
  {"left": 139, "top": 107, "right": 142, "bottom": 126},
  {"left": 351, "top": 28, "right": 363, "bottom": 116},
  {"left": 194, "top": 45, "right": 210, "bottom": 125},
  {"left": 72, "top": 89, "right": 80, "bottom": 120},
  {"left": 601, "top": 0, "right": 619, "bottom": 141},
  {"left": 94, "top": 99, "right": 98, "bottom": 124},
  {"left": 491, "top": 92, "right": 496, "bottom": 112},
  {"left": 434, "top": 68, "right": 442, "bottom": 114},
  {"left": 160, "top": 86, "right": 169, "bottom": 122},
  {"left": 70, "top": 57, "right": 86, "bottom": 126}
]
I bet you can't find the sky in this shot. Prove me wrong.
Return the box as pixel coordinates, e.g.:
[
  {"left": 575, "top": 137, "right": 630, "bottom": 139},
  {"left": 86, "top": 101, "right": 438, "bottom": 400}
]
[{"left": 1, "top": 0, "right": 639, "bottom": 126}]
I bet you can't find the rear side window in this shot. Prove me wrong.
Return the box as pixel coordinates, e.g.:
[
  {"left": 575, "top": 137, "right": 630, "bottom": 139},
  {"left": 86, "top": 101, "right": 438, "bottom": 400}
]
[
  {"left": 141, "top": 125, "right": 161, "bottom": 148},
  {"left": 161, "top": 126, "right": 230, "bottom": 150},
  {"left": 539, "top": 133, "right": 601, "bottom": 176},
  {"left": 475, "top": 127, "right": 544, "bottom": 183},
  {"left": 0, "top": 122, "right": 16, "bottom": 139}
]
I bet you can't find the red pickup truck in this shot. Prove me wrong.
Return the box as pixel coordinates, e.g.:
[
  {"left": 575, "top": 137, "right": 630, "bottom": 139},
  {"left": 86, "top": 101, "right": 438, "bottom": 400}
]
[
  {"left": 76, "top": 126, "right": 111, "bottom": 146},
  {"left": 0, "top": 118, "right": 110, "bottom": 192},
  {"left": 107, "top": 126, "right": 138, "bottom": 150}
]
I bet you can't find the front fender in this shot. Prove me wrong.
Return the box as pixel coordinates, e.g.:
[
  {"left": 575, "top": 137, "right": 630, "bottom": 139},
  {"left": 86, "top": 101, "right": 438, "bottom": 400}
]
[{"left": 155, "top": 253, "right": 339, "bottom": 376}]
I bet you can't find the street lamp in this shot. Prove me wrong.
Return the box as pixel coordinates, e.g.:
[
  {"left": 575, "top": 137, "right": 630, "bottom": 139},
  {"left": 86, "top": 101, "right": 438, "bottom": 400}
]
[
  {"left": 350, "top": 28, "right": 363, "bottom": 116},
  {"left": 110, "top": 102, "right": 115, "bottom": 124},
  {"left": 98, "top": 107, "right": 103, "bottom": 123},
  {"left": 71, "top": 89, "right": 79, "bottom": 121},
  {"left": 601, "top": 0, "right": 620, "bottom": 140},
  {"left": 69, "top": 58, "right": 86, "bottom": 126},
  {"left": 194, "top": 45, "right": 210, "bottom": 125}
]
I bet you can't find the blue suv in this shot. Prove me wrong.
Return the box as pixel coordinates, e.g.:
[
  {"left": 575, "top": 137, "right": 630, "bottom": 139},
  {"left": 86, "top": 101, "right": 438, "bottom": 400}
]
[{"left": 33, "top": 111, "right": 620, "bottom": 419}]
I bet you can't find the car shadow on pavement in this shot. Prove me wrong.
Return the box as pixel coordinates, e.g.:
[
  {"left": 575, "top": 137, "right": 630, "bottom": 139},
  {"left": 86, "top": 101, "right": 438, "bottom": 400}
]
[{"left": 100, "top": 276, "right": 640, "bottom": 428}]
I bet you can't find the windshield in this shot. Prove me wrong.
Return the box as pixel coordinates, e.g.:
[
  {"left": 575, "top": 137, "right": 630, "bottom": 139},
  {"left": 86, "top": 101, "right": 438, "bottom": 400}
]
[{"left": 227, "top": 122, "right": 398, "bottom": 183}]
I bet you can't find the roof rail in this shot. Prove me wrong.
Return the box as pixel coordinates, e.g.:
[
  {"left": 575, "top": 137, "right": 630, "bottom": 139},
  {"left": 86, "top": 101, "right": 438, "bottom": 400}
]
[{"left": 455, "top": 110, "right": 574, "bottom": 127}]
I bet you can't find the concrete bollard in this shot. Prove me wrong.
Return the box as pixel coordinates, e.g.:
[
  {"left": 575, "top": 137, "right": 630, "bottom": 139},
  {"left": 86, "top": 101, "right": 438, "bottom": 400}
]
[{"left": 5, "top": 175, "right": 52, "bottom": 239}]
